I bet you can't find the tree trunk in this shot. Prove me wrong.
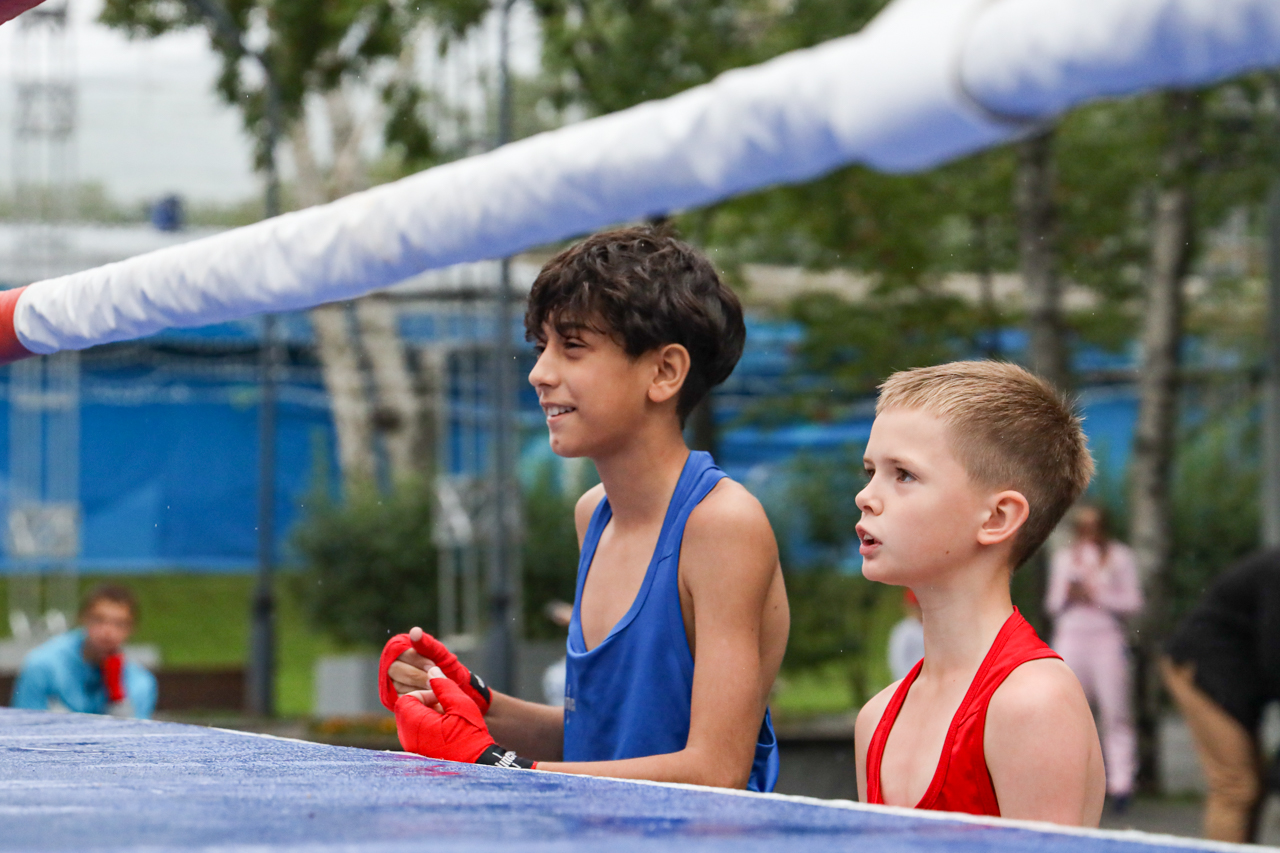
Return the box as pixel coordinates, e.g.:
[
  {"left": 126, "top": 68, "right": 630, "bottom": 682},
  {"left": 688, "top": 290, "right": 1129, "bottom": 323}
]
[
  {"left": 294, "top": 95, "right": 428, "bottom": 489},
  {"left": 1014, "top": 129, "right": 1065, "bottom": 634},
  {"left": 310, "top": 302, "right": 377, "bottom": 486},
  {"left": 326, "top": 86, "right": 369, "bottom": 199},
  {"left": 1130, "top": 90, "right": 1201, "bottom": 794},
  {"left": 354, "top": 296, "right": 426, "bottom": 479},
  {"left": 1016, "top": 129, "right": 1069, "bottom": 392}
]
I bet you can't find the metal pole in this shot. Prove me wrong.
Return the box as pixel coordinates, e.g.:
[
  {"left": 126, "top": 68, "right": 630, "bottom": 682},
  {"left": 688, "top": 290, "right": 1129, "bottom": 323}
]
[
  {"left": 1262, "top": 180, "right": 1280, "bottom": 548},
  {"left": 485, "top": 0, "right": 518, "bottom": 693},
  {"left": 248, "top": 65, "right": 283, "bottom": 717}
]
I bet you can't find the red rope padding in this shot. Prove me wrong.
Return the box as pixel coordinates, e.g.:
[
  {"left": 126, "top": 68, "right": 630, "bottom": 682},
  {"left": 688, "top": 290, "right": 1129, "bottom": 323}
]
[
  {"left": 0, "top": 287, "right": 33, "bottom": 365},
  {"left": 0, "top": 0, "right": 45, "bottom": 25}
]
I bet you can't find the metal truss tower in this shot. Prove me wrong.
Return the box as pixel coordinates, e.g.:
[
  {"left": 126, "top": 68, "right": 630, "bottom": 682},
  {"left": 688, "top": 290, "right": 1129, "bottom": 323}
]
[{"left": 7, "top": 0, "right": 81, "bottom": 641}]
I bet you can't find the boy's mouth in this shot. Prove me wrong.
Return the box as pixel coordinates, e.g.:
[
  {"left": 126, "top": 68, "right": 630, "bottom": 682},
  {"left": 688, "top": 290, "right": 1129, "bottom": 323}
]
[
  {"left": 543, "top": 404, "right": 576, "bottom": 420},
  {"left": 856, "top": 525, "right": 880, "bottom": 555}
]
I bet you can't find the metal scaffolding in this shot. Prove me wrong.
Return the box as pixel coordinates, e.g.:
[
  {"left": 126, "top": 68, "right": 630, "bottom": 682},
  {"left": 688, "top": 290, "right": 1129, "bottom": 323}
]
[{"left": 7, "top": 0, "right": 81, "bottom": 640}]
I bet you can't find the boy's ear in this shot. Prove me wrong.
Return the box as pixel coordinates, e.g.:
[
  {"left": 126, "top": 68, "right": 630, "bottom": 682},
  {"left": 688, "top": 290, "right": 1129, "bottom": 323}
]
[
  {"left": 976, "top": 490, "right": 1031, "bottom": 547},
  {"left": 647, "top": 343, "right": 691, "bottom": 406}
]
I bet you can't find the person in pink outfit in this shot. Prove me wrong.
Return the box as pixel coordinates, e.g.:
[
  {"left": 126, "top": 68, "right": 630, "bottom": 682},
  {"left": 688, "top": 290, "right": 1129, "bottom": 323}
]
[{"left": 1046, "top": 504, "right": 1143, "bottom": 810}]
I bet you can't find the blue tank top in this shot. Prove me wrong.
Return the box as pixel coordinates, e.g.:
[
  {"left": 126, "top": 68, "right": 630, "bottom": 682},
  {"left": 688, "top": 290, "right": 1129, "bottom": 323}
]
[{"left": 562, "top": 451, "right": 780, "bottom": 792}]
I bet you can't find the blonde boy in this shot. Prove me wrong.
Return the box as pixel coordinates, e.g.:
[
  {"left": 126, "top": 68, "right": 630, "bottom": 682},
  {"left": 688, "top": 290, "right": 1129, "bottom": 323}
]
[{"left": 853, "top": 361, "right": 1105, "bottom": 826}]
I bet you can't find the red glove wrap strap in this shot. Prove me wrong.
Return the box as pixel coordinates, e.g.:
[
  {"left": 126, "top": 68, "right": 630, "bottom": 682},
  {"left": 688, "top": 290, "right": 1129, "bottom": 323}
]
[{"left": 101, "top": 653, "right": 126, "bottom": 704}]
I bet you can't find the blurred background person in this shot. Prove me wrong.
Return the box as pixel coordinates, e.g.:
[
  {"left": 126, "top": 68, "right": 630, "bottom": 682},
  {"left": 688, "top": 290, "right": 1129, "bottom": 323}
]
[
  {"left": 1162, "top": 548, "right": 1280, "bottom": 843},
  {"left": 887, "top": 589, "right": 925, "bottom": 682},
  {"left": 11, "top": 584, "right": 157, "bottom": 719},
  {"left": 1046, "top": 504, "right": 1143, "bottom": 811}
]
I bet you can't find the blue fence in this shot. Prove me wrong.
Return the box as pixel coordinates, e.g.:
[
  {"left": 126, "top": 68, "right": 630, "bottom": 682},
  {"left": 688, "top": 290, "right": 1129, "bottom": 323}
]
[{"left": 0, "top": 313, "right": 1146, "bottom": 574}]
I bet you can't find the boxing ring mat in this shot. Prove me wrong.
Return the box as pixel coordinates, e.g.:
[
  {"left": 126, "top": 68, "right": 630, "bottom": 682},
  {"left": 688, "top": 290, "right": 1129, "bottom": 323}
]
[{"left": 0, "top": 709, "right": 1254, "bottom": 853}]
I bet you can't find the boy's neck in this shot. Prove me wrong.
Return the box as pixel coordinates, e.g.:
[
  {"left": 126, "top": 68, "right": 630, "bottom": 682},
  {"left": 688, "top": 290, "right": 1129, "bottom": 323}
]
[
  {"left": 592, "top": 421, "right": 691, "bottom": 528},
  {"left": 915, "top": 560, "right": 1016, "bottom": 677}
]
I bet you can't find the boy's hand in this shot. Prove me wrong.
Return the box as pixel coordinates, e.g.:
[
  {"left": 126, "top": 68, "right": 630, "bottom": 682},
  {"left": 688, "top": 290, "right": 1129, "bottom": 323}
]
[
  {"left": 394, "top": 669, "right": 497, "bottom": 763},
  {"left": 378, "top": 629, "right": 491, "bottom": 714}
]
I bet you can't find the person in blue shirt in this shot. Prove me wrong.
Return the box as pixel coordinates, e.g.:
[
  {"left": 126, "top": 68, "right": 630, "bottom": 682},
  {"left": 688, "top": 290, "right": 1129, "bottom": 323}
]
[
  {"left": 382, "top": 226, "right": 788, "bottom": 791},
  {"left": 12, "top": 584, "right": 157, "bottom": 718}
]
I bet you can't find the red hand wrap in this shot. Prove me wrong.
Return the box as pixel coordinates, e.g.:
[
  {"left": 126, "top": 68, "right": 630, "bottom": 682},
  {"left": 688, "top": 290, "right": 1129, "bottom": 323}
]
[
  {"left": 101, "top": 653, "right": 126, "bottom": 704},
  {"left": 378, "top": 634, "right": 414, "bottom": 712},
  {"left": 409, "top": 632, "right": 491, "bottom": 714},
  {"left": 378, "top": 632, "right": 492, "bottom": 714},
  {"left": 394, "top": 675, "right": 495, "bottom": 763}
]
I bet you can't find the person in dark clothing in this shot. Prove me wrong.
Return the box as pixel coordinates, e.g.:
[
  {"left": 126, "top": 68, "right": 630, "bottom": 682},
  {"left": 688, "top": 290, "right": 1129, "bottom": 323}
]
[{"left": 1163, "top": 548, "right": 1280, "bottom": 843}]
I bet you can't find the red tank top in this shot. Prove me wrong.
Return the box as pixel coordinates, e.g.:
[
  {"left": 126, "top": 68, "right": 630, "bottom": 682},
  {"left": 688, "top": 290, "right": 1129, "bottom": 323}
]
[{"left": 865, "top": 608, "right": 1061, "bottom": 817}]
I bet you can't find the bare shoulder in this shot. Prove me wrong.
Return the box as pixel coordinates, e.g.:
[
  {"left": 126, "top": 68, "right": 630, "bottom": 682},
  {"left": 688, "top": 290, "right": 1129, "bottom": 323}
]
[
  {"left": 682, "top": 479, "right": 778, "bottom": 577},
  {"left": 855, "top": 679, "right": 898, "bottom": 748},
  {"left": 574, "top": 484, "right": 607, "bottom": 546},
  {"left": 986, "top": 657, "right": 1105, "bottom": 825},
  {"left": 685, "top": 478, "right": 775, "bottom": 547},
  {"left": 988, "top": 657, "right": 1088, "bottom": 722}
]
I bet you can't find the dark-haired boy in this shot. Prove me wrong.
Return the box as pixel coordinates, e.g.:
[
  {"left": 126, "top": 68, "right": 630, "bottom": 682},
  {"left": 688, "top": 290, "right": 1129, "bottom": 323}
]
[
  {"left": 12, "top": 584, "right": 157, "bottom": 719},
  {"left": 854, "top": 362, "right": 1105, "bottom": 825},
  {"left": 383, "top": 226, "right": 789, "bottom": 790}
]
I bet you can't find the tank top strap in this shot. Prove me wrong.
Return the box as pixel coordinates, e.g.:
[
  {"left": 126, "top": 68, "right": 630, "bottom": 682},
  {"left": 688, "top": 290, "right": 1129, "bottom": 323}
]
[
  {"left": 654, "top": 451, "right": 724, "bottom": 563},
  {"left": 571, "top": 494, "right": 614, "bottom": 620},
  {"left": 865, "top": 658, "right": 924, "bottom": 805}
]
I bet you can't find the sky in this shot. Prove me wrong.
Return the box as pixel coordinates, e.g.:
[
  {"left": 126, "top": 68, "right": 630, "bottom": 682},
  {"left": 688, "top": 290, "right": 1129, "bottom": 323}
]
[
  {"left": 0, "top": 0, "right": 260, "bottom": 206},
  {"left": 0, "top": 0, "right": 542, "bottom": 211}
]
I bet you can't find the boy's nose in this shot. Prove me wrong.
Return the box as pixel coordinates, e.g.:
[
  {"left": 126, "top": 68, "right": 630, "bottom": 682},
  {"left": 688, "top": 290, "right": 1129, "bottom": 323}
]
[
  {"left": 854, "top": 483, "right": 878, "bottom": 514},
  {"left": 528, "top": 350, "right": 555, "bottom": 388}
]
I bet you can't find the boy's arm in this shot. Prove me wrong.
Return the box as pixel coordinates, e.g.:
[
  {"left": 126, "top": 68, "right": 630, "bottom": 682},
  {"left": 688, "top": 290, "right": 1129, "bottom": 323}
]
[
  {"left": 123, "top": 663, "right": 158, "bottom": 720},
  {"left": 984, "top": 659, "right": 1106, "bottom": 826},
  {"left": 10, "top": 658, "right": 52, "bottom": 710},
  {"left": 538, "top": 482, "right": 786, "bottom": 787},
  {"left": 384, "top": 485, "right": 604, "bottom": 760},
  {"left": 854, "top": 683, "right": 896, "bottom": 802}
]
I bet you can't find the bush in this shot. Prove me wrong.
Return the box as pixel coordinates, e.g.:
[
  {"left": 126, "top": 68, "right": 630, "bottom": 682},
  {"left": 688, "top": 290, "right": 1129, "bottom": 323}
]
[
  {"left": 521, "top": 460, "right": 583, "bottom": 639},
  {"left": 293, "top": 479, "right": 438, "bottom": 648}
]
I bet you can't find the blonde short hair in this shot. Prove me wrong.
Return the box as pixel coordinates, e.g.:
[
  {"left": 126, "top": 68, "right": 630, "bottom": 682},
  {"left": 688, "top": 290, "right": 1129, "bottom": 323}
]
[{"left": 877, "top": 361, "right": 1093, "bottom": 567}]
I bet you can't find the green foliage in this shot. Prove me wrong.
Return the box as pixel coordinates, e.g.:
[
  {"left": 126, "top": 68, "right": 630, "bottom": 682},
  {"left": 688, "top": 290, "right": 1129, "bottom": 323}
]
[
  {"left": 293, "top": 480, "right": 438, "bottom": 647},
  {"left": 1167, "top": 393, "right": 1261, "bottom": 624},
  {"left": 532, "top": 0, "right": 887, "bottom": 119},
  {"left": 521, "top": 460, "right": 583, "bottom": 639},
  {"left": 99, "top": 0, "right": 489, "bottom": 174}
]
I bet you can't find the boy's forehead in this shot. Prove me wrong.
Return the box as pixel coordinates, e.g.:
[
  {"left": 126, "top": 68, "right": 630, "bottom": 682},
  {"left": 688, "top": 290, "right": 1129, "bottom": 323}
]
[{"left": 866, "top": 406, "right": 957, "bottom": 456}]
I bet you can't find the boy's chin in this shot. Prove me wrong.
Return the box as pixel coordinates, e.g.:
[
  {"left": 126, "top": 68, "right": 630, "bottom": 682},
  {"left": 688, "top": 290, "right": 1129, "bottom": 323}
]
[
  {"left": 547, "top": 434, "right": 589, "bottom": 459},
  {"left": 858, "top": 558, "right": 899, "bottom": 585}
]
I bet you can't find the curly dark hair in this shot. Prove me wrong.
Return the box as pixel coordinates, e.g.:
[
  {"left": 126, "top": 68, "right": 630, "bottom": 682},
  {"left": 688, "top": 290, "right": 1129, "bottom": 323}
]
[{"left": 525, "top": 226, "right": 745, "bottom": 422}]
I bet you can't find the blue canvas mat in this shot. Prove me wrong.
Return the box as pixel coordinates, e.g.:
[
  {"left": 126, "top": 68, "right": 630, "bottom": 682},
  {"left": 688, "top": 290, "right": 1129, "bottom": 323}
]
[{"left": 0, "top": 709, "right": 1248, "bottom": 852}]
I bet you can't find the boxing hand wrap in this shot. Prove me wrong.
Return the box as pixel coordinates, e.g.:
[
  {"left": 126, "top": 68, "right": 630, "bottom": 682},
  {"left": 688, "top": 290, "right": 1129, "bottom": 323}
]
[
  {"left": 394, "top": 674, "right": 535, "bottom": 769},
  {"left": 379, "top": 634, "right": 415, "bottom": 712},
  {"left": 101, "top": 653, "right": 126, "bottom": 704},
  {"left": 409, "top": 631, "right": 491, "bottom": 714},
  {"left": 378, "top": 632, "right": 491, "bottom": 714}
]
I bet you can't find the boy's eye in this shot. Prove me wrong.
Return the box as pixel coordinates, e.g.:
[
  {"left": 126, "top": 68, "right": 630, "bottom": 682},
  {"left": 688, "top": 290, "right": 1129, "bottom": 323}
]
[
  {"left": 533, "top": 344, "right": 546, "bottom": 357},
  {"left": 896, "top": 469, "right": 916, "bottom": 483}
]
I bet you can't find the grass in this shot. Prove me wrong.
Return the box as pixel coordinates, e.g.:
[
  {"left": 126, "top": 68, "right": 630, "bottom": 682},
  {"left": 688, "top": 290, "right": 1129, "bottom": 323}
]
[
  {"left": 0, "top": 573, "right": 352, "bottom": 716},
  {"left": 1, "top": 571, "right": 911, "bottom": 722},
  {"left": 772, "top": 665, "right": 857, "bottom": 718}
]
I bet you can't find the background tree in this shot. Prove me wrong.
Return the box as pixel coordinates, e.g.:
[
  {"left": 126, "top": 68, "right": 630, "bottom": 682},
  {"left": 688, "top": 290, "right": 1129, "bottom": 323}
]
[{"left": 100, "top": 0, "right": 488, "bottom": 488}]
